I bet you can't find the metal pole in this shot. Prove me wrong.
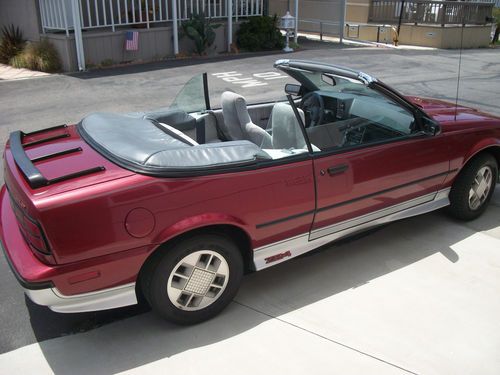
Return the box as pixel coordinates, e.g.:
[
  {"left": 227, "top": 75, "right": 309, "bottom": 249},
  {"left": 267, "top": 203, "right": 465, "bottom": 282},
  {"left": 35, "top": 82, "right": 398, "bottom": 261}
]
[
  {"left": 228, "top": 0, "right": 233, "bottom": 51},
  {"left": 294, "top": 0, "right": 298, "bottom": 43},
  {"left": 172, "top": 0, "right": 179, "bottom": 54},
  {"left": 339, "top": 0, "right": 345, "bottom": 44},
  {"left": 397, "top": 0, "right": 405, "bottom": 37},
  {"left": 62, "top": 0, "right": 69, "bottom": 36},
  {"left": 71, "top": 0, "right": 86, "bottom": 71}
]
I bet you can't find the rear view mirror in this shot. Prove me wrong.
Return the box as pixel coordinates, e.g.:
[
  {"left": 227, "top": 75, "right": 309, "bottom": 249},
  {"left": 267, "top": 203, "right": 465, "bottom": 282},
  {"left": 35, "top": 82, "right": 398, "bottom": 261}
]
[{"left": 285, "top": 83, "right": 301, "bottom": 96}]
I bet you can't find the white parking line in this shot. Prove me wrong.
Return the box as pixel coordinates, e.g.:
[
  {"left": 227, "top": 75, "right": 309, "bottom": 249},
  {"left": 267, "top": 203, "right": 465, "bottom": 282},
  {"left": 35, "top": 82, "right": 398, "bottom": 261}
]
[{"left": 212, "top": 71, "right": 288, "bottom": 88}]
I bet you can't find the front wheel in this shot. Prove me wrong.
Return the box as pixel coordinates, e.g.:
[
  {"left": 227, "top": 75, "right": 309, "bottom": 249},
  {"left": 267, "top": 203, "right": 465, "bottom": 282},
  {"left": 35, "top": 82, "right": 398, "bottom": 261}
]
[
  {"left": 144, "top": 234, "right": 244, "bottom": 325},
  {"left": 448, "top": 153, "right": 498, "bottom": 221}
]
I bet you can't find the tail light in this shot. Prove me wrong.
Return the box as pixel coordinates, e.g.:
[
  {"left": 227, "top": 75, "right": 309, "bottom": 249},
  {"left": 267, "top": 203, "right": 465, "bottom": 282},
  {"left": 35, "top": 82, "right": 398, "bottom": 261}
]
[{"left": 9, "top": 195, "right": 51, "bottom": 256}]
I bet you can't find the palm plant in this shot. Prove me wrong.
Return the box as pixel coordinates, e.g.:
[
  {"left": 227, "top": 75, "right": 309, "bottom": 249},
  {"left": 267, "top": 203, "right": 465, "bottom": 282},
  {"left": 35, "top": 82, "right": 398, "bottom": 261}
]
[{"left": 0, "top": 25, "right": 25, "bottom": 64}]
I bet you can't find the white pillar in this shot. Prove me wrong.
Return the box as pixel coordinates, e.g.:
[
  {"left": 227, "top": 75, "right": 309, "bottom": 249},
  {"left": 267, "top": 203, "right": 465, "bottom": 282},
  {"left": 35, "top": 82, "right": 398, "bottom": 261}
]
[
  {"left": 227, "top": 0, "right": 233, "bottom": 51},
  {"left": 71, "top": 0, "right": 86, "bottom": 71},
  {"left": 294, "top": 0, "right": 298, "bottom": 43},
  {"left": 172, "top": 0, "right": 179, "bottom": 55},
  {"left": 339, "top": 0, "right": 346, "bottom": 44}
]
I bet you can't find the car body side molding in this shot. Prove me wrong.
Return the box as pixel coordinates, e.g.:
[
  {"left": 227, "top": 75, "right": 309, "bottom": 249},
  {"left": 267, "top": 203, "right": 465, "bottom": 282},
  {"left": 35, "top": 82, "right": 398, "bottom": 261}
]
[{"left": 253, "top": 188, "right": 451, "bottom": 271}]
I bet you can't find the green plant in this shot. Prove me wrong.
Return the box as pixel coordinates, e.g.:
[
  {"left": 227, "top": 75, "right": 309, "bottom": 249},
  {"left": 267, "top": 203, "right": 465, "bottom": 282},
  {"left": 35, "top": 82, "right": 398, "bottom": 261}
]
[
  {"left": 492, "top": 8, "right": 500, "bottom": 44},
  {"left": 236, "top": 15, "right": 284, "bottom": 52},
  {"left": 181, "top": 13, "right": 220, "bottom": 55},
  {"left": 10, "top": 39, "right": 61, "bottom": 72},
  {"left": 0, "top": 25, "right": 25, "bottom": 64}
]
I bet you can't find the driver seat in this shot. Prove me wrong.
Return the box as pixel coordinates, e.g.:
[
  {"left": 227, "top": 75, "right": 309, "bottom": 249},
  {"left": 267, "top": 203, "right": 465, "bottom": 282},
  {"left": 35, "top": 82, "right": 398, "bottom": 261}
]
[
  {"left": 270, "top": 103, "right": 307, "bottom": 150},
  {"left": 221, "top": 91, "right": 272, "bottom": 147}
]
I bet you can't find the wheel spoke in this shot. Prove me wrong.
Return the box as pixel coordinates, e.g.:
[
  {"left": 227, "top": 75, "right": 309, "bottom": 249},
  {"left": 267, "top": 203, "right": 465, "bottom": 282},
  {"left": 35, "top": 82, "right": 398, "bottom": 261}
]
[{"left": 468, "top": 166, "right": 494, "bottom": 210}]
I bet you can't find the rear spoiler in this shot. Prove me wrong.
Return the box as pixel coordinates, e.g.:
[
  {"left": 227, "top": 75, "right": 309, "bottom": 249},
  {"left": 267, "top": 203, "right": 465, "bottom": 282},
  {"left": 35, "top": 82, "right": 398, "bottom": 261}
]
[{"left": 9, "top": 125, "right": 105, "bottom": 189}]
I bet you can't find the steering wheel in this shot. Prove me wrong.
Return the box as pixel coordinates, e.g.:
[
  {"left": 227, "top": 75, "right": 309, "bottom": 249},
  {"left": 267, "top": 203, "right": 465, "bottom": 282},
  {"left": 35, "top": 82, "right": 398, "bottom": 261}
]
[{"left": 299, "top": 92, "right": 325, "bottom": 127}]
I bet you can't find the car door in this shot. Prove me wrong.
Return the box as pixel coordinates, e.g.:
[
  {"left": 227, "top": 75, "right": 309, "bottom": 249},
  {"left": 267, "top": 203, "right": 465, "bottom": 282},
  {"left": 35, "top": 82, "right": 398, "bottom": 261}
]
[{"left": 304, "top": 87, "right": 450, "bottom": 240}]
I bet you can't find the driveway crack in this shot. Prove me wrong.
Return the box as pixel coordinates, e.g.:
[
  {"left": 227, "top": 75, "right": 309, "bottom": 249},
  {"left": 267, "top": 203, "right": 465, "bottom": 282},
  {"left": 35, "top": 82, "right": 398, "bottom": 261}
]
[{"left": 232, "top": 300, "right": 420, "bottom": 375}]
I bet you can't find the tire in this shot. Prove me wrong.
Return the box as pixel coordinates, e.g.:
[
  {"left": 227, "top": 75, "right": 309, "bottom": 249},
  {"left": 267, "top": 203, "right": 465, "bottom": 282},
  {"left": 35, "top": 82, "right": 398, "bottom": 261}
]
[
  {"left": 448, "top": 153, "right": 498, "bottom": 221},
  {"left": 143, "top": 234, "right": 244, "bottom": 325}
]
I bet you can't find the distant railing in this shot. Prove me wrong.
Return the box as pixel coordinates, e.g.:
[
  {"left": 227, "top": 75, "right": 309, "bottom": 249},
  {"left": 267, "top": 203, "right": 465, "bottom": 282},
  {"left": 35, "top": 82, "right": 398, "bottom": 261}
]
[
  {"left": 39, "top": 0, "right": 263, "bottom": 34},
  {"left": 368, "top": 0, "right": 494, "bottom": 25}
]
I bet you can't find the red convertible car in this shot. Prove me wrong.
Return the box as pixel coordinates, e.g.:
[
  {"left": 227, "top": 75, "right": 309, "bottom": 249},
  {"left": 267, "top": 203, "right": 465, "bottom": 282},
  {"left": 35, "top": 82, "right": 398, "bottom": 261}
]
[{"left": 1, "top": 59, "right": 499, "bottom": 324}]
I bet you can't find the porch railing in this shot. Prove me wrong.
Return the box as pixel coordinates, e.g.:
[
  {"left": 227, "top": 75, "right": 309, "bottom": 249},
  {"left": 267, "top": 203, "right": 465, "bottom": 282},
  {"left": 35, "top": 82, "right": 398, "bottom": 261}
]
[
  {"left": 39, "top": 0, "right": 263, "bottom": 33},
  {"left": 368, "top": 0, "right": 494, "bottom": 26}
]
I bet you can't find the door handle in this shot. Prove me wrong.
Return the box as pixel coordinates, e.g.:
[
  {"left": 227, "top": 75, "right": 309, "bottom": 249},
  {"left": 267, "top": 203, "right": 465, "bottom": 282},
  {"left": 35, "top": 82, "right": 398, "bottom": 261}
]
[{"left": 327, "top": 164, "right": 348, "bottom": 176}]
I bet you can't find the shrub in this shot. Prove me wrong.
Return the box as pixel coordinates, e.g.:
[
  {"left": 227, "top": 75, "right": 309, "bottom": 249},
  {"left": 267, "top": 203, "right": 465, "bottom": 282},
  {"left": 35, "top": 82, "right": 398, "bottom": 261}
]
[
  {"left": 10, "top": 39, "right": 61, "bottom": 72},
  {"left": 181, "top": 13, "right": 221, "bottom": 55},
  {"left": 236, "top": 15, "right": 284, "bottom": 52},
  {"left": 0, "top": 25, "right": 25, "bottom": 64},
  {"left": 492, "top": 8, "right": 499, "bottom": 44}
]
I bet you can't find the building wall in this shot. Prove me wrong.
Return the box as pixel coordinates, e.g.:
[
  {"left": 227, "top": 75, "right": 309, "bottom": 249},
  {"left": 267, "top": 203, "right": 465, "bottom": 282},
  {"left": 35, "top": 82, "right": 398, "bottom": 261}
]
[
  {"left": 0, "top": 0, "right": 41, "bottom": 41},
  {"left": 269, "top": 0, "right": 344, "bottom": 34},
  {"left": 345, "top": 0, "right": 369, "bottom": 23},
  {"left": 344, "top": 24, "right": 492, "bottom": 48},
  {"left": 45, "top": 22, "right": 236, "bottom": 71}
]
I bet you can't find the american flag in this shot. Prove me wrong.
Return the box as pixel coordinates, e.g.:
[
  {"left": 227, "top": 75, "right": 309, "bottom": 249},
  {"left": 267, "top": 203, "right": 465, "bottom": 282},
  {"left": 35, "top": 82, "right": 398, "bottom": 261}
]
[{"left": 125, "top": 31, "right": 139, "bottom": 51}]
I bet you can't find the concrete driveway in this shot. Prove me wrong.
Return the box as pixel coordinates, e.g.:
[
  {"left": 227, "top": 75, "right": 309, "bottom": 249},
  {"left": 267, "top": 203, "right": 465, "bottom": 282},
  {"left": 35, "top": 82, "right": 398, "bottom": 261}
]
[
  {"left": 0, "top": 44, "right": 499, "bottom": 374},
  {"left": 1, "top": 188, "right": 499, "bottom": 375}
]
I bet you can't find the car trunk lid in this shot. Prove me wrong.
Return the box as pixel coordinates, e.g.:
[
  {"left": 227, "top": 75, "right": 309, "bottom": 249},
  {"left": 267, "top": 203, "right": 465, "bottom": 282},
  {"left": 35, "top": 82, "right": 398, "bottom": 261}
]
[{"left": 4, "top": 124, "right": 134, "bottom": 198}]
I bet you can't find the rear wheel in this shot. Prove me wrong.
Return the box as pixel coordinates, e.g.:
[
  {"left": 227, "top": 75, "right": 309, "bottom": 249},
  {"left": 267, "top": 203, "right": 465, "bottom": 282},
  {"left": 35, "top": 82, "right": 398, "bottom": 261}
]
[
  {"left": 143, "top": 234, "right": 243, "bottom": 325},
  {"left": 448, "top": 153, "right": 498, "bottom": 221}
]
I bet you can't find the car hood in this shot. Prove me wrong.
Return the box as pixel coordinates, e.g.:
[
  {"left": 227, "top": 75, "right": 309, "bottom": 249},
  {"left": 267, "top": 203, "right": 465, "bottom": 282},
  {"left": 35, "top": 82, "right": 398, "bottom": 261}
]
[{"left": 406, "top": 96, "right": 500, "bottom": 131}]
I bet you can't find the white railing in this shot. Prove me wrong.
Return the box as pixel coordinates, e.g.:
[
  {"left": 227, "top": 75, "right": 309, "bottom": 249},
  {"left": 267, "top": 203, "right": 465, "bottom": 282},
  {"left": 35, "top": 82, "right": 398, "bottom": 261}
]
[
  {"left": 177, "top": 0, "right": 263, "bottom": 20},
  {"left": 39, "top": 0, "right": 74, "bottom": 35},
  {"left": 39, "top": 0, "right": 263, "bottom": 33}
]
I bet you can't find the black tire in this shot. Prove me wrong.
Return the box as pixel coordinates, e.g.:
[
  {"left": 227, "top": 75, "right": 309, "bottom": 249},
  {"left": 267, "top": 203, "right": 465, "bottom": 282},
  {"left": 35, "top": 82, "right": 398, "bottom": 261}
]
[
  {"left": 448, "top": 153, "right": 498, "bottom": 221},
  {"left": 143, "top": 234, "right": 243, "bottom": 325}
]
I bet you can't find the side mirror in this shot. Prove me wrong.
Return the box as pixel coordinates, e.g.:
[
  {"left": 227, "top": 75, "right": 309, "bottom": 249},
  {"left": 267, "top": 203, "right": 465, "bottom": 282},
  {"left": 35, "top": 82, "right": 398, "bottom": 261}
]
[
  {"left": 321, "top": 73, "right": 337, "bottom": 86},
  {"left": 285, "top": 83, "right": 301, "bottom": 96},
  {"left": 422, "top": 117, "right": 441, "bottom": 136}
]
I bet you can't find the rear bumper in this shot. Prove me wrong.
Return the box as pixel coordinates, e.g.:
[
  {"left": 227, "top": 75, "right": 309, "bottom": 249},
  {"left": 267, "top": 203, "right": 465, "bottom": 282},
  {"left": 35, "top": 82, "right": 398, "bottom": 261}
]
[
  {"left": 0, "top": 185, "right": 138, "bottom": 313},
  {"left": 24, "top": 282, "right": 137, "bottom": 313},
  {"left": 1, "top": 236, "right": 137, "bottom": 313}
]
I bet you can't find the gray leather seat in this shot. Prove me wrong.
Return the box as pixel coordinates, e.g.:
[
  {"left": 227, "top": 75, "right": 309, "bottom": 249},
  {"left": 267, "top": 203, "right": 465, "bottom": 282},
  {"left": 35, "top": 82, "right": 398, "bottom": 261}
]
[
  {"left": 270, "top": 103, "right": 307, "bottom": 150},
  {"left": 220, "top": 91, "right": 272, "bottom": 147}
]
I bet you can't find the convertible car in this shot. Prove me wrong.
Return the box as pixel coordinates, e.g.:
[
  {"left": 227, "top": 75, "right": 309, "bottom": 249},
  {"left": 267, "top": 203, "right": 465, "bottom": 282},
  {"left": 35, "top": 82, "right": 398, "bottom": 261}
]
[{"left": 1, "top": 59, "right": 499, "bottom": 324}]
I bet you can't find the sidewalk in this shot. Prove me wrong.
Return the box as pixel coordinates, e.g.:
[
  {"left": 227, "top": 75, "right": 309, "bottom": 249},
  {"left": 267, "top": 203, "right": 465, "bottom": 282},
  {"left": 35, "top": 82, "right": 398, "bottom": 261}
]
[{"left": 0, "top": 63, "right": 50, "bottom": 81}]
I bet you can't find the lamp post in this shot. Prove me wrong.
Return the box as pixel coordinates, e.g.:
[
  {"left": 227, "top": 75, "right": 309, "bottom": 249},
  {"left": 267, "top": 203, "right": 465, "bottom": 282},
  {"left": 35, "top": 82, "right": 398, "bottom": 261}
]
[{"left": 281, "top": 11, "right": 296, "bottom": 52}]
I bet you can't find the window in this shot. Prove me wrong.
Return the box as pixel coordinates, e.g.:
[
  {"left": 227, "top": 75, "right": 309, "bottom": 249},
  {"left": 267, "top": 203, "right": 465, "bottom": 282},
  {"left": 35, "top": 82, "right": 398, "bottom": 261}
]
[
  {"left": 300, "top": 80, "right": 416, "bottom": 152},
  {"left": 170, "top": 74, "right": 207, "bottom": 114}
]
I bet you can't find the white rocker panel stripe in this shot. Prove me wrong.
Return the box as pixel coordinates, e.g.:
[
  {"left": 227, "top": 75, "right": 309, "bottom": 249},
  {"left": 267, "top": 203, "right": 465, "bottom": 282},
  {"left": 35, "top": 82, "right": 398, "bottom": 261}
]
[{"left": 253, "top": 188, "right": 451, "bottom": 271}]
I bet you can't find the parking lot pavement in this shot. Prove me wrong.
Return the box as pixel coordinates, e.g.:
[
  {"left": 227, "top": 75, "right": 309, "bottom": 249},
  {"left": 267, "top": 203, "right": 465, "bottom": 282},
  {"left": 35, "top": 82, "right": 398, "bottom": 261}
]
[
  {"left": 0, "top": 45, "right": 499, "bottom": 373},
  {"left": 0, "top": 187, "right": 499, "bottom": 375}
]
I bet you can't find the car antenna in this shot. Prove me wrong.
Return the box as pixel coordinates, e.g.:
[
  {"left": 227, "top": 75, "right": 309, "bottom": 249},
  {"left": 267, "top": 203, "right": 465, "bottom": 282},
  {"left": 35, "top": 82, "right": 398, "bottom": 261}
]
[{"left": 454, "top": 16, "right": 465, "bottom": 121}]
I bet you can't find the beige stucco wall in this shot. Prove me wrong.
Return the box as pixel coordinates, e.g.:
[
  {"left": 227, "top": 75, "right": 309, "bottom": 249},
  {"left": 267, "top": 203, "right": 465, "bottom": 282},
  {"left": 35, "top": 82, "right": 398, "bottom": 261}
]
[
  {"left": 344, "top": 24, "right": 492, "bottom": 48},
  {"left": 346, "top": 0, "right": 370, "bottom": 23},
  {"left": 0, "top": 0, "right": 41, "bottom": 41}
]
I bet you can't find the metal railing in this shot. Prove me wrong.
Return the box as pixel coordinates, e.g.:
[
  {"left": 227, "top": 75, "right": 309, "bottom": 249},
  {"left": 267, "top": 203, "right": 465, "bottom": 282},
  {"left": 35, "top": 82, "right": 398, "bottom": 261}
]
[
  {"left": 39, "top": 0, "right": 263, "bottom": 33},
  {"left": 368, "top": 0, "right": 494, "bottom": 25}
]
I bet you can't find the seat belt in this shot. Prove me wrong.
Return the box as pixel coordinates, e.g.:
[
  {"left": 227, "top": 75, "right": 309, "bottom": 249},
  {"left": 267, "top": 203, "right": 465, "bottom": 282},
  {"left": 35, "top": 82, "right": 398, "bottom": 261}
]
[{"left": 195, "top": 117, "right": 206, "bottom": 144}]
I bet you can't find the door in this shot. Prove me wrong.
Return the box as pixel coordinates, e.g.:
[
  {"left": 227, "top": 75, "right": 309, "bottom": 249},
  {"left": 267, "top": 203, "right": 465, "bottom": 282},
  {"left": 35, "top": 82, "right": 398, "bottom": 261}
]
[{"left": 303, "top": 85, "right": 450, "bottom": 239}]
